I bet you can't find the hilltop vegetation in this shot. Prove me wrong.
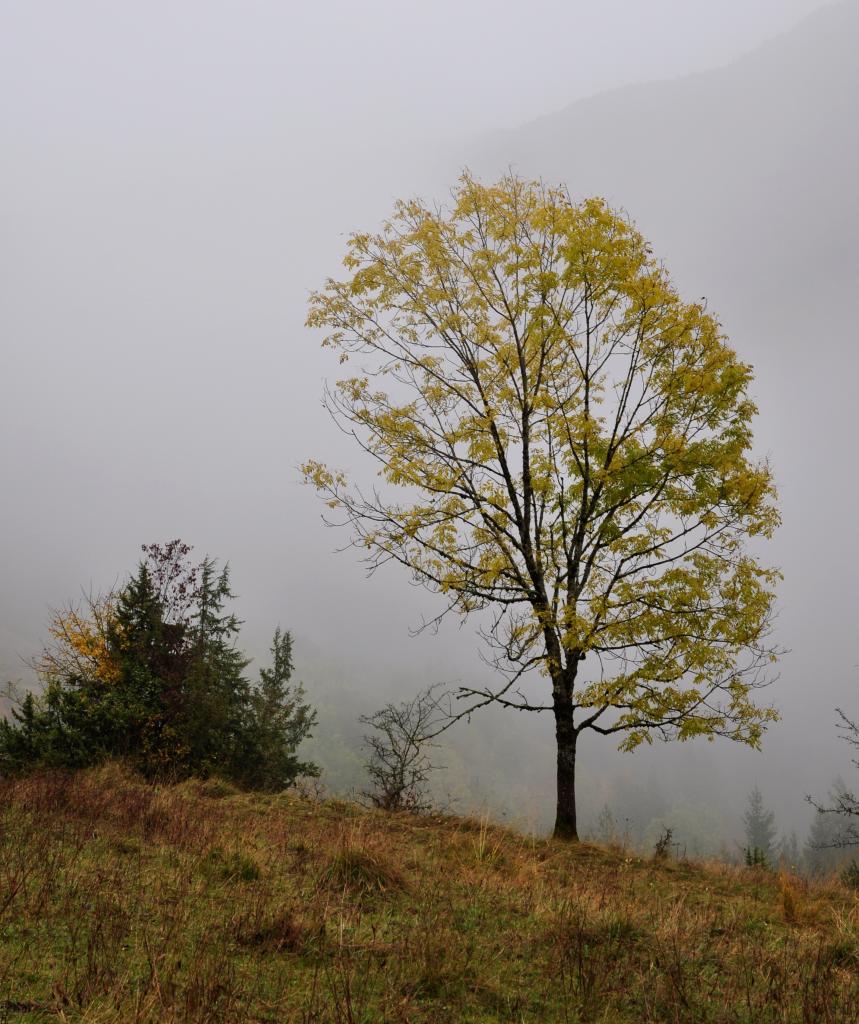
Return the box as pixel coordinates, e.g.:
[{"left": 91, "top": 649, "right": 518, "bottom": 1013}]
[
  {"left": 3, "top": 765, "right": 859, "bottom": 1023},
  {"left": 0, "top": 542, "right": 317, "bottom": 790}
]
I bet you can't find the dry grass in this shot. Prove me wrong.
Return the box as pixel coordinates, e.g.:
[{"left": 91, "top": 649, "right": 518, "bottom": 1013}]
[{"left": 2, "top": 764, "right": 859, "bottom": 1022}]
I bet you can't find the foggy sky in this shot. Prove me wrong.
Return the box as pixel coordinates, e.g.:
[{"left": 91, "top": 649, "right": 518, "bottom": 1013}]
[{"left": 2, "top": 0, "right": 855, "bottom": 839}]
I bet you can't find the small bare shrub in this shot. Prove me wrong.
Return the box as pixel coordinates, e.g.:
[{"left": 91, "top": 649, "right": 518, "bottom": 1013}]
[
  {"left": 360, "top": 685, "right": 447, "bottom": 812},
  {"left": 653, "top": 827, "right": 674, "bottom": 861}
]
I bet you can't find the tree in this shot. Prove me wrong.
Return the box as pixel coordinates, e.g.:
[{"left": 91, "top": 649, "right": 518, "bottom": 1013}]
[
  {"left": 0, "top": 542, "right": 318, "bottom": 789},
  {"left": 239, "top": 627, "right": 319, "bottom": 791},
  {"left": 591, "top": 804, "right": 621, "bottom": 845},
  {"left": 175, "top": 555, "right": 253, "bottom": 776},
  {"left": 0, "top": 693, "right": 48, "bottom": 774},
  {"left": 804, "top": 782, "right": 853, "bottom": 875},
  {"left": 742, "top": 786, "right": 777, "bottom": 866},
  {"left": 360, "top": 685, "right": 446, "bottom": 811},
  {"left": 777, "top": 830, "right": 801, "bottom": 871},
  {"left": 303, "top": 173, "right": 780, "bottom": 839},
  {"left": 805, "top": 710, "right": 859, "bottom": 864}
]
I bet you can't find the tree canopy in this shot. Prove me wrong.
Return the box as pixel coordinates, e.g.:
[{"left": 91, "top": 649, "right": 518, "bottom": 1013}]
[{"left": 303, "top": 173, "right": 781, "bottom": 838}]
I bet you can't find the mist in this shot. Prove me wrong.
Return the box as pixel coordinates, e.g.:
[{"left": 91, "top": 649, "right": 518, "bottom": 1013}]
[{"left": 2, "top": 0, "right": 856, "bottom": 850}]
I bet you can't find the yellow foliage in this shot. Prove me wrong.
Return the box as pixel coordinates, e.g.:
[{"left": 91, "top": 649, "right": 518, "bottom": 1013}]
[
  {"left": 302, "top": 172, "right": 781, "bottom": 753},
  {"left": 40, "top": 595, "right": 121, "bottom": 686}
]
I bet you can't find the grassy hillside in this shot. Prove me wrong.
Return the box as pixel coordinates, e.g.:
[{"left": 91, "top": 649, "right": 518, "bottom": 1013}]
[{"left": 2, "top": 766, "right": 859, "bottom": 1023}]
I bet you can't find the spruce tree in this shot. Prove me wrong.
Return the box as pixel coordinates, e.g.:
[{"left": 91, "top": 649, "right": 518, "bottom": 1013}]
[
  {"left": 743, "top": 786, "right": 777, "bottom": 865},
  {"left": 239, "top": 627, "right": 318, "bottom": 791},
  {"left": 777, "top": 830, "right": 801, "bottom": 870},
  {"left": 180, "top": 558, "right": 251, "bottom": 776},
  {"left": 805, "top": 779, "right": 853, "bottom": 874}
]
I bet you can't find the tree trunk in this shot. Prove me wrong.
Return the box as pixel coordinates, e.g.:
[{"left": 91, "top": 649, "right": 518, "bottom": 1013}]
[{"left": 553, "top": 693, "right": 578, "bottom": 840}]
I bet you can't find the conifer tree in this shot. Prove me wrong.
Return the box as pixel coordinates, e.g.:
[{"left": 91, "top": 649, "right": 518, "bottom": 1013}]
[
  {"left": 743, "top": 786, "right": 777, "bottom": 865},
  {"left": 805, "top": 779, "right": 853, "bottom": 874},
  {"left": 240, "top": 627, "right": 318, "bottom": 791},
  {"left": 777, "top": 830, "right": 801, "bottom": 870}
]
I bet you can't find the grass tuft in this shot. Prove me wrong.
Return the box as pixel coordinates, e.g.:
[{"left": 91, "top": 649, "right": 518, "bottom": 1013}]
[
  {"left": 199, "top": 845, "right": 262, "bottom": 883},
  {"left": 321, "top": 839, "right": 406, "bottom": 897}
]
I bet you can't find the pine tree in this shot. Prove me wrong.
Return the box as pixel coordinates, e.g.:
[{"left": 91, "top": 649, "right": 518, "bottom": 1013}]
[
  {"left": 777, "top": 830, "right": 801, "bottom": 871},
  {"left": 108, "top": 560, "right": 189, "bottom": 769},
  {"left": 0, "top": 692, "right": 49, "bottom": 773},
  {"left": 180, "top": 558, "right": 251, "bottom": 777},
  {"left": 239, "top": 627, "right": 318, "bottom": 791},
  {"left": 805, "top": 780, "right": 853, "bottom": 875},
  {"left": 593, "top": 805, "right": 619, "bottom": 845},
  {"left": 743, "top": 786, "right": 777, "bottom": 866}
]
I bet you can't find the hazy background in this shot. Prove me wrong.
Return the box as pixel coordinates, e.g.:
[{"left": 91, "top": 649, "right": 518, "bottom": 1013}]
[{"left": 3, "top": 0, "right": 857, "bottom": 848}]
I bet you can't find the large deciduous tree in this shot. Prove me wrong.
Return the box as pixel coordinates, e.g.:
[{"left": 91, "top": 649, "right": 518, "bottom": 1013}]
[{"left": 303, "top": 174, "right": 780, "bottom": 839}]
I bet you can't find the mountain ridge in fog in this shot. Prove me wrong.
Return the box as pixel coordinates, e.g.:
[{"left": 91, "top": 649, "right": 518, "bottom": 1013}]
[{"left": 475, "top": 0, "right": 858, "bottom": 309}]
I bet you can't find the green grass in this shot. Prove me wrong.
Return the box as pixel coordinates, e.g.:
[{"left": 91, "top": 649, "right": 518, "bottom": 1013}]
[{"left": 2, "top": 764, "right": 859, "bottom": 1022}]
